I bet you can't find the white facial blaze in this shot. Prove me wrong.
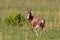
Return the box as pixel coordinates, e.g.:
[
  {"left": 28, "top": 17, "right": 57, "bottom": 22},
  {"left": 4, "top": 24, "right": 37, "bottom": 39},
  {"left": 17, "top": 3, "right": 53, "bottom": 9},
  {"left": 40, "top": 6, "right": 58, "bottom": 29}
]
[{"left": 27, "top": 14, "right": 29, "bottom": 19}]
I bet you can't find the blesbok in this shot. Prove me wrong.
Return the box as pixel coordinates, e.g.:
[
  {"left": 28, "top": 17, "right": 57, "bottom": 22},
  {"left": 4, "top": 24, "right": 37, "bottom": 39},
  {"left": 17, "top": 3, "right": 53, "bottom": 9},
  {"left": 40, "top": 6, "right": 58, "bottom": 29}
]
[{"left": 26, "top": 9, "right": 45, "bottom": 37}]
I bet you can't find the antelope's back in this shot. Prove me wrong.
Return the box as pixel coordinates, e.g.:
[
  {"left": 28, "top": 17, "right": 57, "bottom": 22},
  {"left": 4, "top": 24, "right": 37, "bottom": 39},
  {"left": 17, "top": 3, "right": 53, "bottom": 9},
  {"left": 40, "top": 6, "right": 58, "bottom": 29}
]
[{"left": 31, "top": 16, "right": 44, "bottom": 27}]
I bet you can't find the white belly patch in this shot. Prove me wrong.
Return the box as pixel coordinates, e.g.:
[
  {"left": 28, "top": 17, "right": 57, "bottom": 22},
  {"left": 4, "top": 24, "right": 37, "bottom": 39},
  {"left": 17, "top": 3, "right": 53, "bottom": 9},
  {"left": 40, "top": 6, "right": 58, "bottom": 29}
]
[{"left": 35, "top": 25, "right": 39, "bottom": 29}]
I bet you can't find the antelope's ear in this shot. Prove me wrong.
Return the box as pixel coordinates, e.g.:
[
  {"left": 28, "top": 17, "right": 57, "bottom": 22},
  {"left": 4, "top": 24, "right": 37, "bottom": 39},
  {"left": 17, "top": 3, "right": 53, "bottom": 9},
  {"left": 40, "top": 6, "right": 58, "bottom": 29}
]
[
  {"left": 26, "top": 8, "right": 32, "bottom": 12},
  {"left": 29, "top": 8, "right": 32, "bottom": 12}
]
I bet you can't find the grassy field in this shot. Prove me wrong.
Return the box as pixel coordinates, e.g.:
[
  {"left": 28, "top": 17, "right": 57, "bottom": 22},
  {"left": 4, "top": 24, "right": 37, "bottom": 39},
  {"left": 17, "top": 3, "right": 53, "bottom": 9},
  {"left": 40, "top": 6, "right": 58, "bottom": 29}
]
[{"left": 0, "top": 0, "right": 60, "bottom": 40}]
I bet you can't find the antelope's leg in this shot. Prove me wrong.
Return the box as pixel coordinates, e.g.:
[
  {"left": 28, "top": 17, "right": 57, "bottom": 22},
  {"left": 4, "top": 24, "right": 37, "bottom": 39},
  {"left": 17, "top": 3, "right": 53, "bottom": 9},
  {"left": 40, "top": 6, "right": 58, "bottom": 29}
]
[
  {"left": 35, "top": 29, "right": 38, "bottom": 37},
  {"left": 40, "top": 27, "right": 43, "bottom": 36},
  {"left": 34, "top": 25, "right": 39, "bottom": 37},
  {"left": 32, "top": 27, "right": 33, "bottom": 32}
]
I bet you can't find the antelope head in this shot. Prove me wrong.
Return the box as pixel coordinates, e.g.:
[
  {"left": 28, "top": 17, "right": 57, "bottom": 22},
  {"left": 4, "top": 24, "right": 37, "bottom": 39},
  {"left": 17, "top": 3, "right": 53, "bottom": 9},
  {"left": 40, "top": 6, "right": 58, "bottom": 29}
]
[{"left": 26, "top": 9, "right": 33, "bottom": 19}]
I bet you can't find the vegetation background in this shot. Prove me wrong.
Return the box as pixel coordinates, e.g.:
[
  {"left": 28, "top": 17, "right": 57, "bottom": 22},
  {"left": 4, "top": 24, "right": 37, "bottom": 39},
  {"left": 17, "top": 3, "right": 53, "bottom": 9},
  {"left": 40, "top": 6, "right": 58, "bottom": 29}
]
[{"left": 0, "top": 0, "right": 60, "bottom": 40}]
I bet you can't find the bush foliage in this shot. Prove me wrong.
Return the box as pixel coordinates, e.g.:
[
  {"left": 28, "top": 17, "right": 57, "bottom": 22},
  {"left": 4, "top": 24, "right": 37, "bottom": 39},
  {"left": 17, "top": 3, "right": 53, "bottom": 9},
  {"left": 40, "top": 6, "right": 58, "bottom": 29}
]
[{"left": 3, "top": 12, "right": 26, "bottom": 26}]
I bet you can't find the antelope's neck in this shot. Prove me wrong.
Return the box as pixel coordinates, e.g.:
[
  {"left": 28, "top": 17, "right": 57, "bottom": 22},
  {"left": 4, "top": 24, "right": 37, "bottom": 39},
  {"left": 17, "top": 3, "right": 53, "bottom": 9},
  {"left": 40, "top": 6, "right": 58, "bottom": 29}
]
[{"left": 28, "top": 15, "right": 33, "bottom": 22}]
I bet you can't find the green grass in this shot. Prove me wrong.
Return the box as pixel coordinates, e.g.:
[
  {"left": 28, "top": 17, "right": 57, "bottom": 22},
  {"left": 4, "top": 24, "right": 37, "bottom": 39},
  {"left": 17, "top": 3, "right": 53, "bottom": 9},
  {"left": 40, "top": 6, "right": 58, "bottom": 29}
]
[
  {"left": 0, "top": 0, "right": 60, "bottom": 40},
  {"left": 0, "top": 24, "right": 60, "bottom": 40}
]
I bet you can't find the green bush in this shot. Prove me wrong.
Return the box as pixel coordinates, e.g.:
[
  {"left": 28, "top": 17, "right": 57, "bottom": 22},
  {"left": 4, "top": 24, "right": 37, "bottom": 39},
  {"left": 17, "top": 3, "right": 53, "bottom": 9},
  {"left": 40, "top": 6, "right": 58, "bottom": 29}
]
[{"left": 3, "top": 12, "right": 26, "bottom": 26}]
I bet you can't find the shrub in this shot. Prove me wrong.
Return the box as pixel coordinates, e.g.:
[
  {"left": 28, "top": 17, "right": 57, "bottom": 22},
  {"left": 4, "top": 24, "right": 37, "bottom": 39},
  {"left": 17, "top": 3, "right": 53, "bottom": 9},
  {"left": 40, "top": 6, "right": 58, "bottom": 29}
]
[{"left": 3, "top": 12, "right": 26, "bottom": 26}]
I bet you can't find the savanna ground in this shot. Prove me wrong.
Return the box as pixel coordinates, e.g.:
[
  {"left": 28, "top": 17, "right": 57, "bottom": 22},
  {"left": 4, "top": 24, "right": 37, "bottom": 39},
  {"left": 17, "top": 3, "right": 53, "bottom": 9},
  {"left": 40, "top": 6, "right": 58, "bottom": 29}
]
[{"left": 0, "top": 0, "right": 60, "bottom": 40}]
